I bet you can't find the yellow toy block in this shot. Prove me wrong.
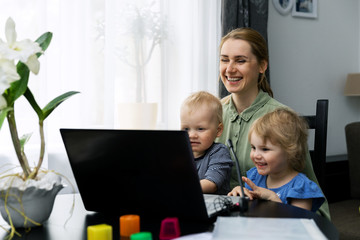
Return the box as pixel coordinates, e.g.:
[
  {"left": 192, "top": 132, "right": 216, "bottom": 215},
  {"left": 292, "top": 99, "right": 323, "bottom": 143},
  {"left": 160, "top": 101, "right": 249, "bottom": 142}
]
[{"left": 87, "top": 224, "right": 113, "bottom": 240}]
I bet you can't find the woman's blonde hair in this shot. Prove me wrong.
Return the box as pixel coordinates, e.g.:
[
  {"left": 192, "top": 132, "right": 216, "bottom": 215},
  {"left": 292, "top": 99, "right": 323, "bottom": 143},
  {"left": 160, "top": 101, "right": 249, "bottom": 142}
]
[
  {"left": 181, "top": 91, "right": 223, "bottom": 124},
  {"left": 248, "top": 108, "right": 309, "bottom": 172},
  {"left": 220, "top": 27, "right": 273, "bottom": 99}
]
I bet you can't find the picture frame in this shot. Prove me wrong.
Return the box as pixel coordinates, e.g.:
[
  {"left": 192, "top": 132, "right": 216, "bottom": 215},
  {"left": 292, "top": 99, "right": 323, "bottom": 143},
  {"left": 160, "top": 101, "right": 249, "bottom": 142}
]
[
  {"left": 272, "top": 0, "right": 294, "bottom": 15},
  {"left": 292, "top": 0, "right": 318, "bottom": 18}
]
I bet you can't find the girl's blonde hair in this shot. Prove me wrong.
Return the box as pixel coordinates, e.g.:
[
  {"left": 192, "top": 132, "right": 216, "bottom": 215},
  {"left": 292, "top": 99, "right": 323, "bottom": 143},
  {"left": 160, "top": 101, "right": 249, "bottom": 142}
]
[
  {"left": 181, "top": 91, "right": 223, "bottom": 124},
  {"left": 248, "top": 108, "right": 309, "bottom": 172}
]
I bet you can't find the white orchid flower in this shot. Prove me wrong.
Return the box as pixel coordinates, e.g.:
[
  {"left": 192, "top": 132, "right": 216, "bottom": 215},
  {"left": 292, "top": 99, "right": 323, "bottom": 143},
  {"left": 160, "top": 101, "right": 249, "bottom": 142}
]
[
  {"left": 0, "top": 17, "right": 42, "bottom": 74},
  {"left": 0, "top": 58, "right": 20, "bottom": 94}
]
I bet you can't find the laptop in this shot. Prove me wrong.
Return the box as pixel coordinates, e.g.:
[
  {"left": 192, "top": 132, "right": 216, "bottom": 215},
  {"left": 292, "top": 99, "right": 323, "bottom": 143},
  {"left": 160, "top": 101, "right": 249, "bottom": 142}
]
[{"left": 60, "top": 129, "right": 239, "bottom": 222}]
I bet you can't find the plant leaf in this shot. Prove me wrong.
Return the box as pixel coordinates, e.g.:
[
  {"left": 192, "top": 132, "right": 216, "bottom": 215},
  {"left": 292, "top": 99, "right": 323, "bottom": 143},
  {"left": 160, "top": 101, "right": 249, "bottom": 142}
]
[
  {"left": 0, "top": 107, "right": 12, "bottom": 130},
  {"left": 35, "top": 32, "right": 52, "bottom": 57},
  {"left": 4, "top": 62, "right": 30, "bottom": 106},
  {"left": 20, "top": 133, "right": 32, "bottom": 152},
  {"left": 42, "top": 91, "right": 80, "bottom": 120},
  {"left": 24, "top": 88, "right": 44, "bottom": 119}
]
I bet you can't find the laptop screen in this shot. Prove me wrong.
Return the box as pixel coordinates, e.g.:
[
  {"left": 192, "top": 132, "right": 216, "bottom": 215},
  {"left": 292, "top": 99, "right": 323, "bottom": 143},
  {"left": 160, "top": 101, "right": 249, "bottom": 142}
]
[{"left": 60, "top": 129, "right": 210, "bottom": 222}]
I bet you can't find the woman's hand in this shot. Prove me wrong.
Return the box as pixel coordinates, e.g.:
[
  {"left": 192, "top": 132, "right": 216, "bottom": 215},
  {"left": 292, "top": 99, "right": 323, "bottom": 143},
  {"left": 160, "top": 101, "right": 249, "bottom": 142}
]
[{"left": 242, "top": 177, "right": 282, "bottom": 202}]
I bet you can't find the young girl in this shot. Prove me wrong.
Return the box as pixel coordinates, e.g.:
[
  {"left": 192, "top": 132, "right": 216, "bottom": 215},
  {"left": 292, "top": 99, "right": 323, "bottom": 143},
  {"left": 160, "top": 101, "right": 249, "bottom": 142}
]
[{"left": 228, "top": 108, "right": 325, "bottom": 212}]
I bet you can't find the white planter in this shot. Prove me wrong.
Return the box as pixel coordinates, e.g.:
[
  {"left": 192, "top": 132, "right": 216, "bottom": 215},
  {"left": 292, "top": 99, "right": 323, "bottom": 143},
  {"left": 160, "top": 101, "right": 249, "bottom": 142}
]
[
  {"left": 118, "top": 102, "right": 158, "bottom": 129},
  {"left": 0, "top": 171, "right": 64, "bottom": 228}
]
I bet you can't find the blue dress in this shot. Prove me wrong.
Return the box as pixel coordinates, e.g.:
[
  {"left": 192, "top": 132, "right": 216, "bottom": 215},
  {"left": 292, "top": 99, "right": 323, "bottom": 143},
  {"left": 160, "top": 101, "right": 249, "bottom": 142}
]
[{"left": 245, "top": 167, "right": 325, "bottom": 212}]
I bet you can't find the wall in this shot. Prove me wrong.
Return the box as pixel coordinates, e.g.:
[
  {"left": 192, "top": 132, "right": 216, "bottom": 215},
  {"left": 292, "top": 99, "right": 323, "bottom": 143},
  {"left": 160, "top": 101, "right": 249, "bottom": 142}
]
[{"left": 268, "top": 0, "right": 360, "bottom": 157}]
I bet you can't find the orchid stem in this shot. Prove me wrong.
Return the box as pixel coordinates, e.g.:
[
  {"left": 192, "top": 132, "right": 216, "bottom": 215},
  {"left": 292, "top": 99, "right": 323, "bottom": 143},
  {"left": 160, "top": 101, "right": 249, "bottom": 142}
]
[
  {"left": 7, "top": 108, "right": 30, "bottom": 179},
  {"left": 30, "top": 120, "right": 45, "bottom": 179}
]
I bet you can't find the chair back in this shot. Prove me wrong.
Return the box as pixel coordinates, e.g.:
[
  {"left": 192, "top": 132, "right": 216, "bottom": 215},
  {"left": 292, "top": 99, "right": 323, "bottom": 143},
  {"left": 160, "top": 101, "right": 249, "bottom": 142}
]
[
  {"left": 302, "top": 99, "right": 329, "bottom": 191},
  {"left": 345, "top": 122, "right": 360, "bottom": 198}
]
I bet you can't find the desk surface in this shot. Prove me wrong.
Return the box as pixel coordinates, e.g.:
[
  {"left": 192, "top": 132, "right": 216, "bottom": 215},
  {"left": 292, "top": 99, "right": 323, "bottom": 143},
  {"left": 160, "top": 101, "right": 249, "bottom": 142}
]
[{"left": 0, "top": 193, "right": 338, "bottom": 240}]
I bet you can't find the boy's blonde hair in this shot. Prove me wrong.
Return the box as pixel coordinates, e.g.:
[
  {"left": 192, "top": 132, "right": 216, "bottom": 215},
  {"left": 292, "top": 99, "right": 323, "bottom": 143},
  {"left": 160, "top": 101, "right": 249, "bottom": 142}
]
[
  {"left": 181, "top": 91, "right": 223, "bottom": 124},
  {"left": 248, "top": 108, "right": 308, "bottom": 172}
]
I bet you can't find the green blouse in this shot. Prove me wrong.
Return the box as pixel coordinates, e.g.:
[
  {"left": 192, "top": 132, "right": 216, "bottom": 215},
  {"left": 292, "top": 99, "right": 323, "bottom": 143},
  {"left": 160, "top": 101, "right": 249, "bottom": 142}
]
[{"left": 216, "top": 90, "right": 330, "bottom": 220}]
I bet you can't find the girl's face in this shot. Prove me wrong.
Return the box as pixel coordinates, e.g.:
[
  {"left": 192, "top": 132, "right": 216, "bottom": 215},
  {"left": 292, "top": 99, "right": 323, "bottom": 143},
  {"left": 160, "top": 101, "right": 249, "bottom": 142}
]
[
  {"left": 219, "top": 39, "right": 266, "bottom": 96},
  {"left": 180, "top": 105, "right": 223, "bottom": 158},
  {"left": 249, "top": 132, "right": 290, "bottom": 177}
]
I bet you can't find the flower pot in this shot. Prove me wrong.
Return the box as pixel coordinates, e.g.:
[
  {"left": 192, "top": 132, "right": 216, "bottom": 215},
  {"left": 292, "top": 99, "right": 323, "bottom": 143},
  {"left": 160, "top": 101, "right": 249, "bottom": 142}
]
[
  {"left": 118, "top": 102, "right": 158, "bottom": 129},
  {"left": 0, "top": 171, "right": 64, "bottom": 228}
]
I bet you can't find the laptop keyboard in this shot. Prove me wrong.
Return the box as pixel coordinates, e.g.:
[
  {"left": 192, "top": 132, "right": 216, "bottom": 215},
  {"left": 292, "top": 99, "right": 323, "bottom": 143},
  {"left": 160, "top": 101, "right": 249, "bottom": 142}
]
[{"left": 204, "top": 194, "right": 240, "bottom": 217}]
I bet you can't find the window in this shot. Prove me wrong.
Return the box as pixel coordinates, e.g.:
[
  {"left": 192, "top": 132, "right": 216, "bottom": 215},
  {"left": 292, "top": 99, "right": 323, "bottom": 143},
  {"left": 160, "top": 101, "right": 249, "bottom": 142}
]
[{"left": 0, "top": 0, "right": 221, "bottom": 168}]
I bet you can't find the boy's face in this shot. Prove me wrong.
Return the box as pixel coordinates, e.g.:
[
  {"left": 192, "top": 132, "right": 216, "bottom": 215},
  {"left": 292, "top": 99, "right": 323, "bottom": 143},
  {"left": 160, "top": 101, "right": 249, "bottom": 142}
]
[{"left": 180, "top": 105, "right": 223, "bottom": 158}]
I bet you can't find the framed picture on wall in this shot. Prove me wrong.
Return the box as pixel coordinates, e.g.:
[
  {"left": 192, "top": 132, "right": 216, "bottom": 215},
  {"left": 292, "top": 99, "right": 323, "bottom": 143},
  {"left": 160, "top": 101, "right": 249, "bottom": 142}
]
[
  {"left": 272, "top": 0, "right": 294, "bottom": 15},
  {"left": 292, "top": 0, "right": 318, "bottom": 18}
]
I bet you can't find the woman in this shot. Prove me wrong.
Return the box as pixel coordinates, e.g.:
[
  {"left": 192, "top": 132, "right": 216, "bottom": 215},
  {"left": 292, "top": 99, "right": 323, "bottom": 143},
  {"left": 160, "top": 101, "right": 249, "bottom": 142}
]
[{"left": 215, "top": 28, "right": 330, "bottom": 219}]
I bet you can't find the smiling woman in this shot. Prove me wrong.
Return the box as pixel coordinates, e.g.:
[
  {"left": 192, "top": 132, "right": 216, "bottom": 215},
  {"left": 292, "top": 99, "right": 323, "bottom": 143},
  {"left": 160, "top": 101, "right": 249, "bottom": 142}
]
[
  {"left": 215, "top": 27, "right": 331, "bottom": 220},
  {"left": 219, "top": 38, "right": 265, "bottom": 106},
  {"left": 216, "top": 28, "right": 280, "bottom": 182}
]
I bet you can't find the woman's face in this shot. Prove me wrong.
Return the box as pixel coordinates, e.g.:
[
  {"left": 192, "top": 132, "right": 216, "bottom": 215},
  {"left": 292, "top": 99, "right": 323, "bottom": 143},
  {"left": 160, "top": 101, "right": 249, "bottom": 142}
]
[{"left": 220, "top": 39, "right": 266, "bottom": 96}]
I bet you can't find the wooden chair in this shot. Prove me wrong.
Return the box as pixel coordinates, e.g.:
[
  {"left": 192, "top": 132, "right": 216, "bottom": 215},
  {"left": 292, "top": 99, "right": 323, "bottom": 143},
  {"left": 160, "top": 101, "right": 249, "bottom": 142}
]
[
  {"left": 302, "top": 99, "right": 329, "bottom": 191},
  {"left": 345, "top": 122, "right": 360, "bottom": 199}
]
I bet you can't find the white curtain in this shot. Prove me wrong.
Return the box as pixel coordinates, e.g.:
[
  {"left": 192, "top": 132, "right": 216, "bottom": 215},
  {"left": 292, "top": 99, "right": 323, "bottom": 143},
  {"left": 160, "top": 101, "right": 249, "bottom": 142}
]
[{"left": 0, "top": 0, "right": 221, "bottom": 169}]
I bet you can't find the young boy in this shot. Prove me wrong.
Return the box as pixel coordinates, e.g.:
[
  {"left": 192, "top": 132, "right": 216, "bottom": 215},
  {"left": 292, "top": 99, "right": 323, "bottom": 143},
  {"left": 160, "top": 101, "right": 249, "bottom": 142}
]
[{"left": 180, "top": 91, "right": 233, "bottom": 195}]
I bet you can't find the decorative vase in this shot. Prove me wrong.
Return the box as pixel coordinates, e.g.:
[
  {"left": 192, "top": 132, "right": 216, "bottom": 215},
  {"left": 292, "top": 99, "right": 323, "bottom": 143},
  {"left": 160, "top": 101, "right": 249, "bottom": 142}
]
[
  {"left": 118, "top": 102, "right": 158, "bottom": 129},
  {"left": 0, "top": 171, "right": 64, "bottom": 228}
]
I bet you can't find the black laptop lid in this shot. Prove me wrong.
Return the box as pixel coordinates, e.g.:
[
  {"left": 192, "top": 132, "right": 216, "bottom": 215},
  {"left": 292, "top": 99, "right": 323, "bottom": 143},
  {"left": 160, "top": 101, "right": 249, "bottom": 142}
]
[{"left": 60, "top": 129, "right": 209, "bottom": 222}]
